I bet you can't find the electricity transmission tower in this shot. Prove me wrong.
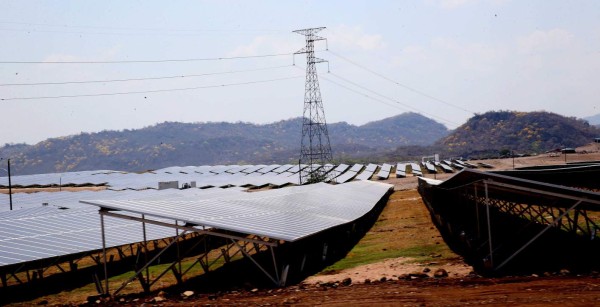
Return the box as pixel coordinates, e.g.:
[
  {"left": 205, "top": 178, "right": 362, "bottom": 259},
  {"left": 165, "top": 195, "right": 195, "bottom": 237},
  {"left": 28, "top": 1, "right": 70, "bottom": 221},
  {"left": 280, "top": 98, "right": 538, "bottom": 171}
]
[{"left": 294, "top": 27, "right": 334, "bottom": 184}]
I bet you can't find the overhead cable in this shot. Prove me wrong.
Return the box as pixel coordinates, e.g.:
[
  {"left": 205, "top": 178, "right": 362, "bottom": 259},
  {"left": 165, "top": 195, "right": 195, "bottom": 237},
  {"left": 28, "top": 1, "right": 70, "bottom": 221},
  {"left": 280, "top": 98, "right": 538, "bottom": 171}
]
[
  {"left": 0, "top": 65, "right": 293, "bottom": 86},
  {"left": 326, "top": 50, "right": 474, "bottom": 115},
  {"left": 0, "top": 20, "right": 286, "bottom": 33},
  {"left": 294, "top": 64, "right": 457, "bottom": 127},
  {"left": 1, "top": 75, "right": 303, "bottom": 101},
  {"left": 0, "top": 52, "right": 293, "bottom": 64},
  {"left": 322, "top": 75, "right": 458, "bottom": 128}
]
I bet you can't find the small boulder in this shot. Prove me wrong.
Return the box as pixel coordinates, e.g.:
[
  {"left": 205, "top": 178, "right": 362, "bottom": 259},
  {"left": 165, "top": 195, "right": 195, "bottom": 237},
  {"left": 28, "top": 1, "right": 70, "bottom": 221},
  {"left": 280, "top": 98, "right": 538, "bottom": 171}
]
[
  {"left": 182, "top": 290, "right": 194, "bottom": 297},
  {"left": 341, "top": 277, "right": 352, "bottom": 286},
  {"left": 434, "top": 268, "right": 448, "bottom": 278}
]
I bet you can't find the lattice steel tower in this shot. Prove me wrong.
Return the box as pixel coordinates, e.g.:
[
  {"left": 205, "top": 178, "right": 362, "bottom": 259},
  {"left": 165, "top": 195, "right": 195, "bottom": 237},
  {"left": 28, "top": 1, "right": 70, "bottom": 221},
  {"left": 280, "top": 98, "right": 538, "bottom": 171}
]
[{"left": 294, "top": 27, "right": 334, "bottom": 184}]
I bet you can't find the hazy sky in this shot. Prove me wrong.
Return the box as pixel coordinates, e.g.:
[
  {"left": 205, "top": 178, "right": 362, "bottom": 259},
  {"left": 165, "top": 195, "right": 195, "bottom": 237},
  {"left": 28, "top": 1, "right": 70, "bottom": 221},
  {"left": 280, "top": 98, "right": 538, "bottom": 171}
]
[{"left": 1, "top": 0, "right": 599, "bottom": 145}]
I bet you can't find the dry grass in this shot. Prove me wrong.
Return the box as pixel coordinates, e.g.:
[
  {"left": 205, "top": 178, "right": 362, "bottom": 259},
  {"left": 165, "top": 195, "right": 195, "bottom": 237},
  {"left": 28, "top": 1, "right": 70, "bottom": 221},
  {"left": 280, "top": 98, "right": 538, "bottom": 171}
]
[{"left": 321, "top": 189, "right": 459, "bottom": 273}]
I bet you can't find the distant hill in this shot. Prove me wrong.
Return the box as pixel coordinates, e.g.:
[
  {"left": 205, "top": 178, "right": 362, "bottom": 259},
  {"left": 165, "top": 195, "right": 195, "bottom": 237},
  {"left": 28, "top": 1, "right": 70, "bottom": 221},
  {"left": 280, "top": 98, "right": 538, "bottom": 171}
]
[
  {"left": 1, "top": 113, "right": 449, "bottom": 175},
  {"left": 438, "top": 111, "right": 600, "bottom": 158},
  {"left": 584, "top": 113, "right": 600, "bottom": 126}
]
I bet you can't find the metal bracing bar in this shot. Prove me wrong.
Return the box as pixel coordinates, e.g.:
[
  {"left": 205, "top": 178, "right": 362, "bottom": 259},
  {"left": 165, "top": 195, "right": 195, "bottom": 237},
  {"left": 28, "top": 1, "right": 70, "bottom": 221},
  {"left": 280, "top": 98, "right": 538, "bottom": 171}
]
[
  {"left": 147, "top": 234, "right": 211, "bottom": 288},
  {"left": 142, "top": 214, "right": 149, "bottom": 289},
  {"left": 8, "top": 271, "right": 22, "bottom": 285},
  {"left": 474, "top": 186, "right": 481, "bottom": 238},
  {"left": 112, "top": 229, "right": 189, "bottom": 296},
  {"left": 100, "top": 210, "right": 109, "bottom": 295},
  {"left": 101, "top": 210, "right": 277, "bottom": 247},
  {"left": 485, "top": 182, "right": 494, "bottom": 268},
  {"left": 495, "top": 200, "right": 583, "bottom": 271},
  {"left": 175, "top": 220, "right": 181, "bottom": 277},
  {"left": 178, "top": 237, "right": 211, "bottom": 276},
  {"left": 54, "top": 263, "right": 66, "bottom": 273},
  {"left": 581, "top": 211, "right": 600, "bottom": 236},
  {"left": 230, "top": 239, "right": 279, "bottom": 285},
  {"left": 270, "top": 246, "right": 280, "bottom": 284},
  {"left": 482, "top": 180, "right": 600, "bottom": 206}
]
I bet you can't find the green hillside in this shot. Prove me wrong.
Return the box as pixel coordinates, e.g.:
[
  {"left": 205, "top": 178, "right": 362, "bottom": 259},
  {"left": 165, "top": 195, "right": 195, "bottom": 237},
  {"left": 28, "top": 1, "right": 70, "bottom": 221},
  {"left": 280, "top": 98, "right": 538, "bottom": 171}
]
[
  {"left": 1, "top": 113, "right": 448, "bottom": 175},
  {"left": 438, "top": 111, "right": 600, "bottom": 157}
]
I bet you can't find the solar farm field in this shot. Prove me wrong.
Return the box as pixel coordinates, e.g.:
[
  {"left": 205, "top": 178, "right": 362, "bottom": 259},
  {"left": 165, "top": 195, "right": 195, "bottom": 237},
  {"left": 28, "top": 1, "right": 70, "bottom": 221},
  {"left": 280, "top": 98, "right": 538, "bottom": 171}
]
[{"left": 3, "top": 147, "right": 600, "bottom": 305}]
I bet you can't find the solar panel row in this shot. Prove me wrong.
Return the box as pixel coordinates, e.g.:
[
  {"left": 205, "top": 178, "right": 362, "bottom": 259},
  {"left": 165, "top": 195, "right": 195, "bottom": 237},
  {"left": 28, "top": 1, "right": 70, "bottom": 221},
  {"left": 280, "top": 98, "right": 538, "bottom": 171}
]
[
  {"left": 376, "top": 163, "right": 393, "bottom": 180},
  {"left": 354, "top": 163, "right": 378, "bottom": 181},
  {"left": 82, "top": 180, "right": 393, "bottom": 243}
]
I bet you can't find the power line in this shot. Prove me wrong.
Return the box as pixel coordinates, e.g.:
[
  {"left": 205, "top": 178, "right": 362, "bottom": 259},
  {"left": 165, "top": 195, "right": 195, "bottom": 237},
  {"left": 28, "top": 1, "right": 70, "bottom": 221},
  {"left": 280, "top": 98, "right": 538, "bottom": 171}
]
[
  {"left": 0, "top": 52, "right": 293, "bottom": 64},
  {"left": 0, "top": 27, "right": 286, "bottom": 37},
  {"left": 322, "top": 74, "right": 459, "bottom": 127},
  {"left": 294, "top": 64, "right": 458, "bottom": 127},
  {"left": 0, "top": 65, "right": 293, "bottom": 87},
  {"left": 326, "top": 50, "right": 474, "bottom": 115},
  {"left": 0, "top": 20, "right": 286, "bottom": 34},
  {"left": 1, "top": 75, "right": 303, "bottom": 101}
]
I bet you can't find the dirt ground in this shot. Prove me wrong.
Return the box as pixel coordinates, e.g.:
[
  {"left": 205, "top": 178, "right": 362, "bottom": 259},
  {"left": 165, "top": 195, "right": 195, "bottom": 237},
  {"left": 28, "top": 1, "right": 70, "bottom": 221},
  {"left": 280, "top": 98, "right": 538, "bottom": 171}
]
[{"left": 112, "top": 275, "right": 600, "bottom": 306}]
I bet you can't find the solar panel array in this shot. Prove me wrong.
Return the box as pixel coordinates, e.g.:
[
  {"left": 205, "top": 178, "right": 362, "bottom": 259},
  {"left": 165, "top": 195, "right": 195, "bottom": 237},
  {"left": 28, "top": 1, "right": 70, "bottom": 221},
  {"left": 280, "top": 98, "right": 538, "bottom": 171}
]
[
  {"left": 0, "top": 186, "right": 245, "bottom": 213},
  {"left": 0, "top": 164, "right": 310, "bottom": 191},
  {"left": 0, "top": 187, "right": 254, "bottom": 268},
  {"left": 82, "top": 180, "right": 393, "bottom": 242},
  {"left": 332, "top": 164, "right": 363, "bottom": 184},
  {"left": 0, "top": 207, "right": 174, "bottom": 267}
]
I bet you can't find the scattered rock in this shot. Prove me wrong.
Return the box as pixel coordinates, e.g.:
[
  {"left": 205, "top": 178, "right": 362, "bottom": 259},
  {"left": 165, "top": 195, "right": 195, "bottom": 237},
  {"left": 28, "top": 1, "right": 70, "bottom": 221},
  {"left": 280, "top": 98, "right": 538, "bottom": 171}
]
[
  {"left": 423, "top": 267, "right": 431, "bottom": 273},
  {"left": 531, "top": 274, "right": 539, "bottom": 278},
  {"left": 251, "top": 288, "right": 259, "bottom": 293},
  {"left": 157, "top": 290, "right": 167, "bottom": 298},
  {"left": 398, "top": 274, "right": 410, "bottom": 280},
  {"left": 341, "top": 277, "right": 352, "bottom": 286},
  {"left": 182, "top": 290, "right": 194, "bottom": 297},
  {"left": 283, "top": 296, "right": 300, "bottom": 304},
  {"left": 154, "top": 296, "right": 166, "bottom": 302},
  {"left": 559, "top": 269, "right": 571, "bottom": 275},
  {"left": 409, "top": 271, "right": 429, "bottom": 279},
  {"left": 434, "top": 268, "right": 449, "bottom": 278},
  {"left": 87, "top": 295, "right": 101, "bottom": 303}
]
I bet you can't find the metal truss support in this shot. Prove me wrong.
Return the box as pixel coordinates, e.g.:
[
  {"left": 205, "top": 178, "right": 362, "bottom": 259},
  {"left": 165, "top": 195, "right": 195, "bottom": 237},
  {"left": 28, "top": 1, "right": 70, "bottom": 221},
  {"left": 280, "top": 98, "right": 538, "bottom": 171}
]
[
  {"left": 462, "top": 180, "right": 600, "bottom": 272},
  {"left": 98, "top": 209, "right": 280, "bottom": 297},
  {"left": 484, "top": 182, "right": 494, "bottom": 268},
  {"left": 495, "top": 200, "right": 582, "bottom": 270},
  {"left": 294, "top": 27, "right": 334, "bottom": 184}
]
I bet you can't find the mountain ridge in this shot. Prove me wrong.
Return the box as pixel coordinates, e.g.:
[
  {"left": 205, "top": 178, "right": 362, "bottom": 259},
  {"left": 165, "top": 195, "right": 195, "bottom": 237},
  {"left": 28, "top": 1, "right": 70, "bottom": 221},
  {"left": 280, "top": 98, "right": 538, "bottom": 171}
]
[
  {"left": 1, "top": 113, "right": 448, "bottom": 175},
  {"left": 437, "top": 110, "right": 600, "bottom": 157}
]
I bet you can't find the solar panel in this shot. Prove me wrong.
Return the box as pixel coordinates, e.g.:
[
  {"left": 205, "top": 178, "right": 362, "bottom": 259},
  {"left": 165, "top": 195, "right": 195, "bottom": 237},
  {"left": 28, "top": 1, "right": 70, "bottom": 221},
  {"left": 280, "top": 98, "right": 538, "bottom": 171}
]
[
  {"left": 0, "top": 208, "right": 175, "bottom": 267},
  {"left": 355, "top": 163, "right": 377, "bottom": 181},
  {"left": 376, "top": 163, "right": 392, "bottom": 180},
  {"left": 82, "top": 181, "right": 393, "bottom": 242},
  {"left": 396, "top": 163, "right": 407, "bottom": 178}
]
